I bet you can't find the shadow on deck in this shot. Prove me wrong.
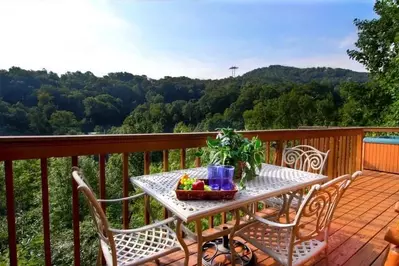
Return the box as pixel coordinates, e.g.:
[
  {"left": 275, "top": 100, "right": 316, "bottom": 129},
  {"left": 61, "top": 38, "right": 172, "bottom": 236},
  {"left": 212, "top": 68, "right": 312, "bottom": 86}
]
[{"left": 145, "top": 170, "right": 399, "bottom": 266}]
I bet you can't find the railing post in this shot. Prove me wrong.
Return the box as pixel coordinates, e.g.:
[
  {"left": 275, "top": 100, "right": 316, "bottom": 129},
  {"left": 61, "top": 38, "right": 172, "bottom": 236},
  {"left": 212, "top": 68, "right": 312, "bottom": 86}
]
[
  {"left": 356, "top": 131, "right": 364, "bottom": 170},
  {"left": 327, "top": 137, "right": 336, "bottom": 178},
  {"left": 71, "top": 156, "right": 80, "bottom": 266},
  {"left": 5, "top": 160, "right": 17, "bottom": 266}
]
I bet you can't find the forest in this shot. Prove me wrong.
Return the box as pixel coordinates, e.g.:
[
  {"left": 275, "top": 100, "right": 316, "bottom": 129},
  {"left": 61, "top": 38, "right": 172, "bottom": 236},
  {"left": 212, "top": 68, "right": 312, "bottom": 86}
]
[
  {"left": 1, "top": 0, "right": 399, "bottom": 265},
  {"left": 0, "top": 64, "right": 385, "bottom": 137}
]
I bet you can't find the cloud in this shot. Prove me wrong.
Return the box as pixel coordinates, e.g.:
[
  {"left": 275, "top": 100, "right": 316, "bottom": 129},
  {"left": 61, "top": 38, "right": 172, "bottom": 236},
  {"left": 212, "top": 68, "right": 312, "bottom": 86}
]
[
  {"left": 0, "top": 0, "right": 141, "bottom": 74},
  {"left": 338, "top": 33, "right": 358, "bottom": 49},
  {"left": 0, "top": 0, "right": 366, "bottom": 80}
]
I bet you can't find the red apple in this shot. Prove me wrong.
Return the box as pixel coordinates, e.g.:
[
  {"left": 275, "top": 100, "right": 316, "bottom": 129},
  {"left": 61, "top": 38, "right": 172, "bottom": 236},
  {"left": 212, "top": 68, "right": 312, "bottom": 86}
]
[{"left": 192, "top": 180, "right": 205, "bottom": 190}]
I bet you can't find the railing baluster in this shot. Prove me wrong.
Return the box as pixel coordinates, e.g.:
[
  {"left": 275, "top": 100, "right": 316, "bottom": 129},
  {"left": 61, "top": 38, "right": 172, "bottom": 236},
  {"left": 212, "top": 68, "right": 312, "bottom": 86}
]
[
  {"left": 342, "top": 136, "right": 348, "bottom": 174},
  {"left": 144, "top": 152, "right": 150, "bottom": 225},
  {"left": 5, "top": 160, "right": 17, "bottom": 266},
  {"left": 327, "top": 137, "right": 336, "bottom": 178},
  {"left": 356, "top": 132, "right": 363, "bottom": 170},
  {"left": 163, "top": 150, "right": 169, "bottom": 172},
  {"left": 348, "top": 136, "right": 353, "bottom": 173},
  {"left": 162, "top": 150, "right": 169, "bottom": 219},
  {"left": 221, "top": 212, "right": 227, "bottom": 224},
  {"left": 265, "top": 141, "right": 270, "bottom": 163},
  {"left": 325, "top": 137, "right": 329, "bottom": 151},
  {"left": 122, "top": 153, "right": 129, "bottom": 229},
  {"left": 208, "top": 216, "right": 214, "bottom": 228},
  {"left": 144, "top": 152, "right": 150, "bottom": 175},
  {"left": 99, "top": 155, "right": 106, "bottom": 212},
  {"left": 351, "top": 136, "right": 357, "bottom": 173},
  {"left": 339, "top": 136, "right": 345, "bottom": 176},
  {"left": 195, "top": 156, "right": 201, "bottom": 168},
  {"left": 40, "top": 158, "right": 51, "bottom": 266},
  {"left": 347, "top": 136, "right": 351, "bottom": 173},
  {"left": 71, "top": 156, "right": 80, "bottom": 266},
  {"left": 274, "top": 140, "right": 283, "bottom": 165},
  {"left": 180, "top": 149, "right": 186, "bottom": 169}
]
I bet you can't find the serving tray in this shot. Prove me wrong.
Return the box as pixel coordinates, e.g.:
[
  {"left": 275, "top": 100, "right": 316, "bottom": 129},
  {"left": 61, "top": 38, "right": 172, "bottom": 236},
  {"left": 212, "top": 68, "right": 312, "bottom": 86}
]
[{"left": 175, "top": 179, "right": 238, "bottom": 200}]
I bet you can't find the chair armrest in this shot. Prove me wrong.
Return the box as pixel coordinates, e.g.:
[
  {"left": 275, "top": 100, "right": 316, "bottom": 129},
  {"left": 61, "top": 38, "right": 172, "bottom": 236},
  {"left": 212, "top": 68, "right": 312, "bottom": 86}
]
[
  {"left": 241, "top": 206, "right": 295, "bottom": 228},
  {"left": 97, "top": 192, "right": 146, "bottom": 203},
  {"left": 109, "top": 216, "right": 177, "bottom": 234}
]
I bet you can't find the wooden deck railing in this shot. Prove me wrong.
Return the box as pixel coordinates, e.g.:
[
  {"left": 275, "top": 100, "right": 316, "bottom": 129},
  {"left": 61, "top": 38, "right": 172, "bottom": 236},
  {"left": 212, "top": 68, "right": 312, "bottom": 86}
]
[{"left": 0, "top": 127, "right": 371, "bottom": 265}]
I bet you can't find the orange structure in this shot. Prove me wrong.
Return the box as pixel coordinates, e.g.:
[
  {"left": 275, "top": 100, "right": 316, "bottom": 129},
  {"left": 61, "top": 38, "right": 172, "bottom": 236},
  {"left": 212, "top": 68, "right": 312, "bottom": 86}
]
[{"left": 364, "top": 137, "right": 399, "bottom": 174}]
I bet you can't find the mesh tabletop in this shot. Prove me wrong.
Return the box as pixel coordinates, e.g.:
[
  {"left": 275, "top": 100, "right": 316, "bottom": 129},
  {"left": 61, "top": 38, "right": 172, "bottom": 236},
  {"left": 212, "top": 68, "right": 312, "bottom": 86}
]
[{"left": 130, "top": 164, "right": 328, "bottom": 222}]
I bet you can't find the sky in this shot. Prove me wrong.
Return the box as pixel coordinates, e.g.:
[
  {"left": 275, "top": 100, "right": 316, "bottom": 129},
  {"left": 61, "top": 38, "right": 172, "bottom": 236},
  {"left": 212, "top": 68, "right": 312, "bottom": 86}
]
[{"left": 0, "top": 0, "right": 376, "bottom": 79}]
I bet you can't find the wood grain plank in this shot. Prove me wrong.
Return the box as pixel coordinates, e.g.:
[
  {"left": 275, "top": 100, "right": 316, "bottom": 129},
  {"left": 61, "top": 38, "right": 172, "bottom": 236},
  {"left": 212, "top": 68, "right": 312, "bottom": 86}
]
[{"left": 344, "top": 216, "right": 398, "bottom": 266}]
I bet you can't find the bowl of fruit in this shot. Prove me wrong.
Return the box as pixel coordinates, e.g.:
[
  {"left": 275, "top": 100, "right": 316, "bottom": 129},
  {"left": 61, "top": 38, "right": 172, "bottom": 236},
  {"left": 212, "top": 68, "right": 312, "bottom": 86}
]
[{"left": 175, "top": 174, "right": 238, "bottom": 200}]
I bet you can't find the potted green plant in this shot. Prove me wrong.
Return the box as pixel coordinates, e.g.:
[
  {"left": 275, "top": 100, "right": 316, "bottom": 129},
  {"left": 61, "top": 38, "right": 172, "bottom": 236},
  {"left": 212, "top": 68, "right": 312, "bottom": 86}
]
[{"left": 202, "top": 128, "right": 264, "bottom": 189}]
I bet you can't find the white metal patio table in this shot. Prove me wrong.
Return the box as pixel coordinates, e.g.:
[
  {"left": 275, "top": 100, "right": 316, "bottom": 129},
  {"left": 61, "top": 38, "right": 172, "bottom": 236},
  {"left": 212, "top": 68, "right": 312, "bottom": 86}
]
[{"left": 130, "top": 163, "right": 328, "bottom": 266}]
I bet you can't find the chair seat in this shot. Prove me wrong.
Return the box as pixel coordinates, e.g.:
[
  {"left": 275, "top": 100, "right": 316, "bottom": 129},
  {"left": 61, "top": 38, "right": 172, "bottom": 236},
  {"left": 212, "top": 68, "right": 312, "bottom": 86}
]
[
  {"left": 263, "top": 194, "right": 300, "bottom": 209},
  {"left": 103, "top": 224, "right": 181, "bottom": 266},
  {"left": 237, "top": 221, "right": 326, "bottom": 266}
]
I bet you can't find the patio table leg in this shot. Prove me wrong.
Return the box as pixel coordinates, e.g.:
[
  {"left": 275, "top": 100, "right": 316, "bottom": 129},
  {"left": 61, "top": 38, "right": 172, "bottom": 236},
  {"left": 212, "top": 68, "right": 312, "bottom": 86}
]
[
  {"left": 229, "top": 209, "right": 241, "bottom": 266},
  {"left": 177, "top": 219, "right": 190, "bottom": 266}
]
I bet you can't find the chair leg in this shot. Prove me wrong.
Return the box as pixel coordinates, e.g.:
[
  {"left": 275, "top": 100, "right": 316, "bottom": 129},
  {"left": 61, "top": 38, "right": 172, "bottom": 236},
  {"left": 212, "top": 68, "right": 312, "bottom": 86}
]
[
  {"left": 177, "top": 219, "right": 190, "bottom": 266},
  {"left": 324, "top": 247, "right": 329, "bottom": 265},
  {"left": 96, "top": 247, "right": 102, "bottom": 266}
]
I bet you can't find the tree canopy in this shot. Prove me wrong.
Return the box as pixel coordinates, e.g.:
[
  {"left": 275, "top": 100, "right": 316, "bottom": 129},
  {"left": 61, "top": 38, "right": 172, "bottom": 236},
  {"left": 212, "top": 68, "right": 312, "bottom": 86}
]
[
  {"left": 348, "top": 0, "right": 399, "bottom": 125},
  {"left": 0, "top": 65, "right": 375, "bottom": 136}
]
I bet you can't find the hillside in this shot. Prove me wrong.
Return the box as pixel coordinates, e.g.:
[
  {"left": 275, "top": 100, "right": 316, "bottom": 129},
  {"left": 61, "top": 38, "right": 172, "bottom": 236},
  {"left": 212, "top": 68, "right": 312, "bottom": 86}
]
[
  {"left": 0, "top": 65, "right": 384, "bottom": 136},
  {"left": 241, "top": 65, "right": 369, "bottom": 84}
]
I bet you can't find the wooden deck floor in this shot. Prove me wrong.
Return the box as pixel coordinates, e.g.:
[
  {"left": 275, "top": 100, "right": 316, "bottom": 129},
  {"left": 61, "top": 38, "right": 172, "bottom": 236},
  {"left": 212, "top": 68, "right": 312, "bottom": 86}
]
[{"left": 149, "top": 170, "right": 399, "bottom": 266}]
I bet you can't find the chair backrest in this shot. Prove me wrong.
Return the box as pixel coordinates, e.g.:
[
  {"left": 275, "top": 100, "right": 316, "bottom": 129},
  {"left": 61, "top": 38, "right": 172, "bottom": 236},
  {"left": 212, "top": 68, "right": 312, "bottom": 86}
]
[
  {"left": 71, "top": 167, "right": 117, "bottom": 265},
  {"left": 293, "top": 171, "right": 362, "bottom": 244},
  {"left": 282, "top": 145, "right": 329, "bottom": 174}
]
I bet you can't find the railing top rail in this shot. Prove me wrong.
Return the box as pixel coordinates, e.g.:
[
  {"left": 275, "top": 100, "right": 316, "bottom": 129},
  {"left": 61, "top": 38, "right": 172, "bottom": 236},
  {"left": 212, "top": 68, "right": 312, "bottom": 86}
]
[
  {"left": 0, "top": 128, "right": 365, "bottom": 161},
  {"left": 363, "top": 127, "right": 399, "bottom": 132},
  {"left": 0, "top": 127, "right": 365, "bottom": 142}
]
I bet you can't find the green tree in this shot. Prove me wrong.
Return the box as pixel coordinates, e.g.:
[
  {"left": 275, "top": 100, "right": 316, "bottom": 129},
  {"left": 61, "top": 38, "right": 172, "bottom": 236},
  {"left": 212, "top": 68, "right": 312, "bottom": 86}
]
[
  {"left": 49, "top": 111, "right": 81, "bottom": 135},
  {"left": 348, "top": 0, "right": 399, "bottom": 95}
]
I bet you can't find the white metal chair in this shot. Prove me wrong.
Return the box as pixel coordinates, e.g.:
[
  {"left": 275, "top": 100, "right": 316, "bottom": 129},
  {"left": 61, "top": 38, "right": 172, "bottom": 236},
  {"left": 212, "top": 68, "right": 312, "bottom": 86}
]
[
  {"left": 264, "top": 145, "right": 330, "bottom": 218},
  {"left": 71, "top": 168, "right": 181, "bottom": 266},
  {"left": 281, "top": 145, "right": 330, "bottom": 174},
  {"left": 235, "top": 171, "right": 362, "bottom": 266}
]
